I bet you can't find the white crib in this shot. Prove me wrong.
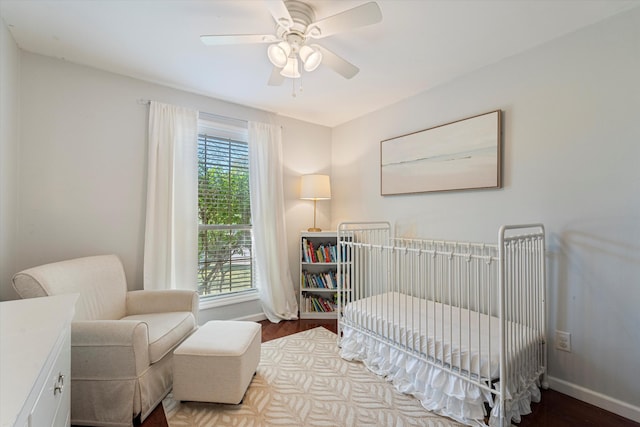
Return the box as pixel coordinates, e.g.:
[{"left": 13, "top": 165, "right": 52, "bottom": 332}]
[{"left": 337, "top": 222, "right": 547, "bottom": 427}]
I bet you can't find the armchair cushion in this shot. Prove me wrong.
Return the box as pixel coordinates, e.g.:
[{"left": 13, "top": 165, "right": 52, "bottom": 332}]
[{"left": 121, "top": 312, "right": 196, "bottom": 363}]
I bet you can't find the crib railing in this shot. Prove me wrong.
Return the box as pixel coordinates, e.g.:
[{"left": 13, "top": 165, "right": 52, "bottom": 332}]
[
  {"left": 498, "top": 224, "right": 547, "bottom": 422},
  {"left": 337, "top": 221, "right": 390, "bottom": 339},
  {"left": 337, "top": 222, "right": 546, "bottom": 427}
]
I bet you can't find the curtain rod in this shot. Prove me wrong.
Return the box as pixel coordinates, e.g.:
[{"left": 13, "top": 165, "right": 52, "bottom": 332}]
[{"left": 137, "top": 98, "right": 248, "bottom": 127}]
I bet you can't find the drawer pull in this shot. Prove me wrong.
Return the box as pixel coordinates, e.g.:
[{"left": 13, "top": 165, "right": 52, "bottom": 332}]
[{"left": 54, "top": 373, "right": 64, "bottom": 395}]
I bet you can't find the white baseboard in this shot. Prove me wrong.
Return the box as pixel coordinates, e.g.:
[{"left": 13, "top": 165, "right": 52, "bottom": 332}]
[
  {"left": 547, "top": 376, "right": 640, "bottom": 423},
  {"left": 235, "top": 312, "right": 268, "bottom": 322}
]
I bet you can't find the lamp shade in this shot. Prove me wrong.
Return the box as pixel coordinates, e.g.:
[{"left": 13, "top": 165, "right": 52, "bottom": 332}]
[
  {"left": 267, "top": 41, "right": 291, "bottom": 68},
  {"left": 279, "top": 57, "right": 301, "bottom": 78},
  {"left": 299, "top": 45, "right": 322, "bottom": 72},
  {"left": 300, "top": 174, "right": 331, "bottom": 200}
]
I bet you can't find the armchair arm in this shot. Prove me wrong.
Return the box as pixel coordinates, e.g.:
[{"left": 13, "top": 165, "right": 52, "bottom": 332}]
[
  {"left": 71, "top": 320, "right": 150, "bottom": 379},
  {"left": 126, "top": 289, "right": 198, "bottom": 320}
]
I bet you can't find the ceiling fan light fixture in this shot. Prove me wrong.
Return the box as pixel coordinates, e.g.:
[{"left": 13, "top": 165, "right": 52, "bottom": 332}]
[
  {"left": 267, "top": 41, "right": 291, "bottom": 68},
  {"left": 299, "top": 45, "right": 322, "bottom": 72},
  {"left": 280, "top": 57, "right": 301, "bottom": 78}
]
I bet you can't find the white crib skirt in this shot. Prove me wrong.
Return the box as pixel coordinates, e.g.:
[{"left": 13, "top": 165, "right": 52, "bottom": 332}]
[{"left": 340, "top": 325, "right": 541, "bottom": 427}]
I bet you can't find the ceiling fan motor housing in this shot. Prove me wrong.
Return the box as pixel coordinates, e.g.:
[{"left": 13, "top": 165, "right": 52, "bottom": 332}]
[{"left": 276, "top": 0, "right": 317, "bottom": 45}]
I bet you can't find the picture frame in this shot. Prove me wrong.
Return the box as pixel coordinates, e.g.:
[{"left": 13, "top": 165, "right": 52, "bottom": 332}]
[{"left": 380, "top": 110, "right": 502, "bottom": 195}]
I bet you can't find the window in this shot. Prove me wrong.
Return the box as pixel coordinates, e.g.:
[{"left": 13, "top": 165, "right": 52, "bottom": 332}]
[{"left": 197, "top": 121, "right": 253, "bottom": 297}]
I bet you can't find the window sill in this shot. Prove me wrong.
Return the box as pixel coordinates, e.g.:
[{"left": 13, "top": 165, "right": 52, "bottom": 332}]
[{"left": 199, "top": 289, "right": 260, "bottom": 310}]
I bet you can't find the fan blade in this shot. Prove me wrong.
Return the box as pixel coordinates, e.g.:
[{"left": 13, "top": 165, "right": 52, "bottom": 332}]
[
  {"left": 200, "top": 34, "right": 278, "bottom": 46},
  {"left": 306, "top": 2, "right": 382, "bottom": 39},
  {"left": 315, "top": 45, "right": 359, "bottom": 79},
  {"left": 268, "top": 66, "right": 286, "bottom": 86},
  {"left": 264, "top": 0, "right": 293, "bottom": 29}
]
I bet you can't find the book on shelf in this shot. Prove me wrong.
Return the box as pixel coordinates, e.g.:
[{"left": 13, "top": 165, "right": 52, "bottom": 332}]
[
  {"left": 303, "top": 295, "right": 337, "bottom": 313},
  {"left": 301, "top": 238, "right": 339, "bottom": 264},
  {"left": 301, "top": 238, "right": 312, "bottom": 262},
  {"left": 301, "top": 271, "right": 338, "bottom": 289}
]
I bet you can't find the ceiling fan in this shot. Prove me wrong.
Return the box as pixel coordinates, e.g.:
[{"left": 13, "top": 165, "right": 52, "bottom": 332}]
[{"left": 200, "top": 0, "right": 383, "bottom": 88}]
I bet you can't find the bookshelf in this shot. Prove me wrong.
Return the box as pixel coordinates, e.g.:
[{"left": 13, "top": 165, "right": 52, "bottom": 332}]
[{"left": 299, "top": 231, "right": 340, "bottom": 319}]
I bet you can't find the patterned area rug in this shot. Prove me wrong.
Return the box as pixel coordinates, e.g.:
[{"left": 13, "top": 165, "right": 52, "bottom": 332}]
[{"left": 163, "top": 327, "right": 463, "bottom": 427}]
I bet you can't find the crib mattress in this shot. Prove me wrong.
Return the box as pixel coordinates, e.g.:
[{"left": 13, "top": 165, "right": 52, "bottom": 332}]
[{"left": 342, "top": 292, "right": 541, "bottom": 380}]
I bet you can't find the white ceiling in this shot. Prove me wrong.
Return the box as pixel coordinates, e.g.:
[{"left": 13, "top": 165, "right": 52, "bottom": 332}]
[{"left": 2, "top": 0, "right": 639, "bottom": 127}]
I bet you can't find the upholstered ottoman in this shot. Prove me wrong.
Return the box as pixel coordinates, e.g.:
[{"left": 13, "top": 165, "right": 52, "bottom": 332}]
[{"left": 172, "top": 320, "right": 261, "bottom": 404}]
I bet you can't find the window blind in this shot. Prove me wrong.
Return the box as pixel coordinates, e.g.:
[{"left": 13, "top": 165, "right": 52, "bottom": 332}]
[{"left": 197, "top": 130, "right": 253, "bottom": 297}]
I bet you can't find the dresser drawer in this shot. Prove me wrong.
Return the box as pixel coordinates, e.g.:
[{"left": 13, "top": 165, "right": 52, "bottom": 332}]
[{"left": 29, "top": 329, "right": 71, "bottom": 427}]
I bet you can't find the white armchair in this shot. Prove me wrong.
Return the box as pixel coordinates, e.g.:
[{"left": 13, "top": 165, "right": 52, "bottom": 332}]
[{"left": 12, "top": 254, "right": 199, "bottom": 427}]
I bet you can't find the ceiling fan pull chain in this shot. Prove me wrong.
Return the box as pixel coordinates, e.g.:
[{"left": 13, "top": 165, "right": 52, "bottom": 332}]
[{"left": 291, "top": 78, "right": 296, "bottom": 98}]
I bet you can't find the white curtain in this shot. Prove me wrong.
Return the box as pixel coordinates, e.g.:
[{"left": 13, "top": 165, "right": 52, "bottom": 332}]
[
  {"left": 143, "top": 101, "right": 198, "bottom": 290},
  {"left": 248, "top": 121, "right": 299, "bottom": 322}
]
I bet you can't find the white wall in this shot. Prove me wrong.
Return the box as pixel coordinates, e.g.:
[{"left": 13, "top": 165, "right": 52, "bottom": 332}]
[
  {"left": 279, "top": 115, "right": 333, "bottom": 290},
  {"left": 5, "top": 52, "right": 331, "bottom": 323},
  {"left": 0, "top": 14, "right": 20, "bottom": 301},
  {"left": 332, "top": 7, "right": 640, "bottom": 421}
]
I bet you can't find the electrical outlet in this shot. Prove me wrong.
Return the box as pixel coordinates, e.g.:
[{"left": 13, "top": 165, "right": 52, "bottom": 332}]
[{"left": 555, "top": 330, "right": 571, "bottom": 352}]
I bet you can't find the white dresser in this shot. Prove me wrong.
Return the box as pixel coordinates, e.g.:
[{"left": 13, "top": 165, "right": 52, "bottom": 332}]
[{"left": 1, "top": 293, "right": 77, "bottom": 427}]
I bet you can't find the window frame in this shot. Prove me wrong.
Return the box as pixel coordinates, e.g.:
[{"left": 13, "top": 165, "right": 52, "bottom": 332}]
[{"left": 197, "top": 118, "right": 257, "bottom": 302}]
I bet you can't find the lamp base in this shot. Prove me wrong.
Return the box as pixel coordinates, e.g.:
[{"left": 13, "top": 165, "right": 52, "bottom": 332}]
[{"left": 307, "top": 227, "right": 322, "bottom": 232}]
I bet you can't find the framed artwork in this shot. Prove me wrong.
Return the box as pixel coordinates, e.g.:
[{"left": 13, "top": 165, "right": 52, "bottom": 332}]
[{"left": 380, "top": 110, "right": 502, "bottom": 195}]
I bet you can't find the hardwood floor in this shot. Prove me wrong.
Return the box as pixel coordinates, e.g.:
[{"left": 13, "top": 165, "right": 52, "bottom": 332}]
[{"left": 140, "top": 319, "right": 638, "bottom": 427}]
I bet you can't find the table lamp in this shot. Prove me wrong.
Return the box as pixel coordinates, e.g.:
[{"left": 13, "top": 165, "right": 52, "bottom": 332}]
[{"left": 300, "top": 174, "right": 331, "bottom": 232}]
